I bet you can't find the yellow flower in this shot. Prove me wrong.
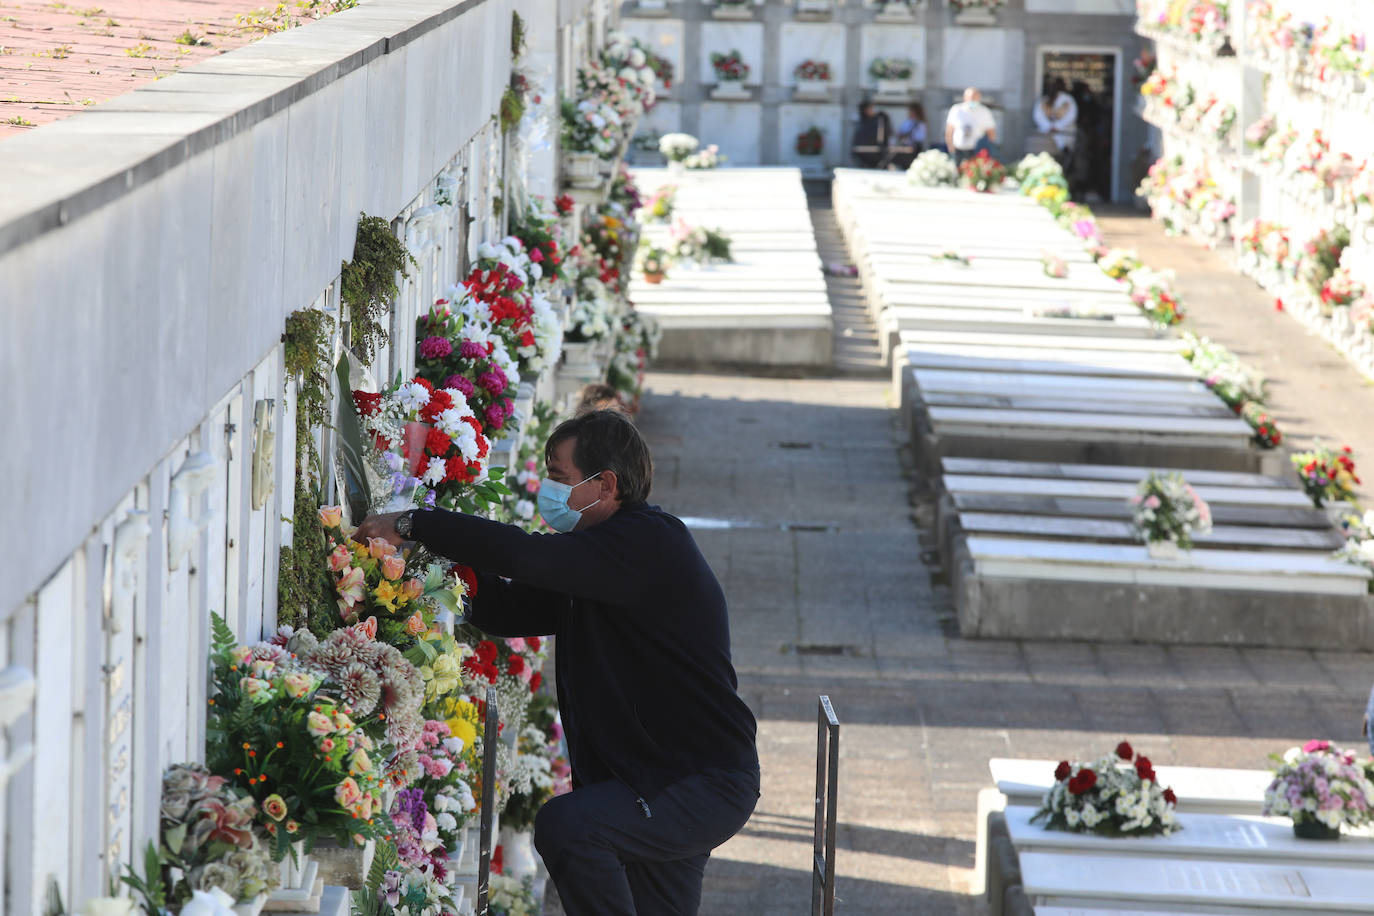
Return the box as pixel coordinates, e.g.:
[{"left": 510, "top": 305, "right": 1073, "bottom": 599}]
[
  {"left": 447, "top": 715, "right": 477, "bottom": 749},
  {"left": 427, "top": 654, "right": 461, "bottom": 699},
  {"left": 373, "top": 579, "right": 403, "bottom": 611},
  {"left": 604, "top": 216, "right": 622, "bottom": 230},
  {"left": 348, "top": 748, "right": 372, "bottom": 776}
]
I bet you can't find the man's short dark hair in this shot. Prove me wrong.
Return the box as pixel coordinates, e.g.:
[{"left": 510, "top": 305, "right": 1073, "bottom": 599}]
[{"left": 546, "top": 410, "right": 653, "bottom": 504}]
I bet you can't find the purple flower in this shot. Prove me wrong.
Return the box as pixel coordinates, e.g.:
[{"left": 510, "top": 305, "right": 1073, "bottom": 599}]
[
  {"left": 477, "top": 368, "right": 508, "bottom": 395},
  {"left": 423, "top": 490, "right": 437, "bottom": 507},
  {"left": 449, "top": 375, "right": 476, "bottom": 398},
  {"left": 484, "top": 403, "right": 507, "bottom": 430},
  {"left": 419, "top": 336, "right": 453, "bottom": 360},
  {"left": 459, "top": 340, "right": 487, "bottom": 359}
]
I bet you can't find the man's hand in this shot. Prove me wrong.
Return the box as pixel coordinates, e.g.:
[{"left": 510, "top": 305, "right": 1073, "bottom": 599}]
[{"left": 353, "top": 511, "right": 407, "bottom": 548}]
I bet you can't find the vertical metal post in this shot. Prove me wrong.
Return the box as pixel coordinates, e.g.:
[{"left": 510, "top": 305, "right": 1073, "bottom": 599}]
[
  {"left": 811, "top": 695, "right": 839, "bottom": 916},
  {"left": 476, "top": 686, "right": 500, "bottom": 916}
]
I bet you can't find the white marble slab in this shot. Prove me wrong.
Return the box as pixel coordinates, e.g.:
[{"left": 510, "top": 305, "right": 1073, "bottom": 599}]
[
  {"left": 1021, "top": 851, "right": 1374, "bottom": 912},
  {"left": 885, "top": 307, "right": 1154, "bottom": 339},
  {"left": 990, "top": 760, "right": 1271, "bottom": 815},
  {"left": 968, "top": 537, "right": 1372, "bottom": 594},
  {"left": 699, "top": 22, "right": 765, "bottom": 87},
  {"left": 1004, "top": 805, "right": 1374, "bottom": 866},
  {"left": 856, "top": 24, "right": 925, "bottom": 91},
  {"left": 901, "top": 331, "right": 1182, "bottom": 354},
  {"left": 957, "top": 514, "right": 1342, "bottom": 551},
  {"left": 929, "top": 406, "right": 1254, "bottom": 444},
  {"left": 942, "top": 475, "right": 1315, "bottom": 509},
  {"left": 914, "top": 368, "right": 1212, "bottom": 400},
  {"left": 901, "top": 348, "right": 1194, "bottom": 379},
  {"left": 776, "top": 21, "right": 847, "bottom": 87},
  {"left": 941, "top": 459, "right": 1291, "bottom": 490},
  {"left": 941, "top": 28, "right": 1020, "bottom": 94}
]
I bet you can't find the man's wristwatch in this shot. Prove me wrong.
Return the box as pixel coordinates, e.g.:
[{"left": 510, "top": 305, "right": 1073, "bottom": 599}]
[{"left": 394, "top": 510, "right": 417, "bottom": 539}]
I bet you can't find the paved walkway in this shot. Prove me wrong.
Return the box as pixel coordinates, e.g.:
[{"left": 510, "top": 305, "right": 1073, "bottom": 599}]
[
  {"left": 1100, "top": 211, "right": 1374, "bottom": 504},
  {"left": 634, "top": 367, "right": 1374, "bottom": 915}
]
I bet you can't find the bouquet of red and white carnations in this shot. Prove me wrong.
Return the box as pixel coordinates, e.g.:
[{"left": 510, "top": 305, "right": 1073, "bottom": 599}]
[
  {"left": 352, "top": 375, "right": 509, "bottom": 514},
  {"left": 1032, "top": 741, "right": 1180, "bottom": 837}
]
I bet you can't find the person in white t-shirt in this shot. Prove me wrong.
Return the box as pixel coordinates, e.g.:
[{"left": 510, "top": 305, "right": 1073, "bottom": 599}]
[{"left": 944, "top": 87, "right": 998, "bottom": 165}]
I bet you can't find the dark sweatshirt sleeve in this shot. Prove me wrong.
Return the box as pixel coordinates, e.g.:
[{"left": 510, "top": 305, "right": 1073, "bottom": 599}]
[
  {"left": 410, "top": 508, "right": 651, "bottom": 607},
  {"left": 466, "top": 572, "right": 564, "bottom": 638}
]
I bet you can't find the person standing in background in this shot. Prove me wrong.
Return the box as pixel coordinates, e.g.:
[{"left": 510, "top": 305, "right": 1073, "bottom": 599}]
[
  {"left": 945, "top": 88, "right": 997, "bottom": 165},
  {"left": 851, "top": 99, "right": 892, "bottom": 168},
  {"left": 889, "top": 102, "right": 927, "bottom": 169},
  {"left": 1031, "top": 76, "right": 1077, "bottom": 164}
]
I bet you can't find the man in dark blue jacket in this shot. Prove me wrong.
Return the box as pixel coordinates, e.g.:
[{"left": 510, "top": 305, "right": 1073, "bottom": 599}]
[{"left": 356, "top": 410, "right": 760, "bottom": 915}]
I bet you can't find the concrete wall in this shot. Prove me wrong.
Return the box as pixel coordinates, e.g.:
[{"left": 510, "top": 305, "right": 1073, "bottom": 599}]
[
  {"left": 0, "top": 0, "right": 614, "bottom": 909},
  {"left": 619, "top": 0, "right": 1148, "bottom": 200}
]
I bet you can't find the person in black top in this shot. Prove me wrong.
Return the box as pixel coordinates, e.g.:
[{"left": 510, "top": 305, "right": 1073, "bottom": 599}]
[
  {"left": 354, "top": 410, "right": 760, "bottom": 916},
  {"left": 851, "top": 98, "right": 892, "bottom": 168}
]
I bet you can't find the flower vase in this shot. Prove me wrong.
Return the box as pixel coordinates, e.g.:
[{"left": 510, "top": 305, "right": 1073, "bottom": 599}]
[
  {"left": 795, "top": 0, "right": 832, "bottom": 18},
  {"left": 263, "top": 842, "right": 321, "bottom": 913},
  {"left": 1324, "top": 502, "right": 1355, "bottom": 531},
  {"left": 1146, "top": 540, "right": 1180, "bottom": 561},
  {"left": 563, "top": 151, "right": 602, "bottom": 189},
  {"left": 710, "top": 81, "right": 751, "bottom": 101},
  {"left": 875, "top": 78, "right": 909, "bottom": 98},
  {"left": 644, "top": 272, "right": 664, "bottom": 284},
  {"left": 561, "top": 341, "right": 597, "bottom": 369},
  {"left": 401, "top": 421, "right": 432, "bottom": 476},
  {"left": 311, "top": 837, "right": 375, "bottom": 890},
  {"left": 1293, "top": 818, "right": 1341, "bottom": 840},
  {"left": 668, "top": 159, "right": 686, "bottom": 176},
  {"left": 232, "top": 893, "right": 268, "bottom": 916},
  {"left": 793, "top": 77, "right": 831, "bottom": 101},
  {"left": 498, "top": 827, "right": 539, "bottom": 879},
  {"left": 953, "top": 3, "right": 998, "bottom": 26},
  {"left": 875, "top": 2, "right": 915, "bottom": 22},
  {"left": 711, "top": 1, "right": 754, "bottom": 18}
]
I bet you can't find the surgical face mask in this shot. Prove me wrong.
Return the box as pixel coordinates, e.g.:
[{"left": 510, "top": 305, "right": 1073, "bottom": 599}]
[{"left": 537, "top": 473, "right": 602, "bottom": 533}]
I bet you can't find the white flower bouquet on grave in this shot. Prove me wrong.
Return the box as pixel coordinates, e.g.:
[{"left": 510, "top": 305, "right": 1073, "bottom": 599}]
[
  {"left": 658, "top": 132, "right": 699, "bottom": 162},
  {"left": 683, "top": 144, "right": 724, "bottom": 169},
  {"left": 1097, "top": 247, "right": 1141, "bottom": 280},
  {"left": 907, "top": 149, "right": 958, "bottom": 186},
  {"left": 868, "top": 58, "right": 913, "bottom": 80},
  {"left": 1032, "top": 741, "right": 1180, "bottom": 837},
  {"left": 1263, "top": 741, "right": 1374, "bottom": 837},
  {"left": 561, "top": 97, "right": 623, "bottom": 157},
  {"left": 1178, "top": 332, "right": 1269, "bottom": 411},
  {"left": 1334, "top": 510, "right": 1374, "bottom": 589},
  {"left": 1130, "top": 471, "right": 1212, "bottom": 550}
]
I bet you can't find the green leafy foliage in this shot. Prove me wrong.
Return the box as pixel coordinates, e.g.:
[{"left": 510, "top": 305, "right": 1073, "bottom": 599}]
[
  {"left": 340, "top": 213, "right": 415, "bottom": 365},
  {"left": 500, "top": 83, "right": 525, "bottom": 134},
  {"left": 350, "top": 841, "right": 401, "bottom": 916}
]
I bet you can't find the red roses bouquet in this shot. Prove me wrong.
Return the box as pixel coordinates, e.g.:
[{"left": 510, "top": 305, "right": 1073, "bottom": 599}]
[
  {"left": 1031, "top": 741, "right": 1180, "bottom": 836},
  {"left": 959, "top": 149, "right": 1008, "bottom": 193}
]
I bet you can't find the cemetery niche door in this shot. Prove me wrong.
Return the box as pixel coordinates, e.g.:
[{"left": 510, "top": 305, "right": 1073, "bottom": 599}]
[{"left": 1036, "top": 47, "right": 1120, "bottom": 204}]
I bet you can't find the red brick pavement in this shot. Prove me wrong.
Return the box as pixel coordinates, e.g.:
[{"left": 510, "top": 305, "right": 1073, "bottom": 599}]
[{"left": 0, "top": 0, "right": 347, "bottom": 140}]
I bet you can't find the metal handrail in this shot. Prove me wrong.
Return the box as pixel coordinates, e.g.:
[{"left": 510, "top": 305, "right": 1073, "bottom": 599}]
[
  {"left": 811, "top": 695, "right": 840, "bottom": 916},
  {"left": 475, "top": 686, "right": 499, "bottom": 915}
]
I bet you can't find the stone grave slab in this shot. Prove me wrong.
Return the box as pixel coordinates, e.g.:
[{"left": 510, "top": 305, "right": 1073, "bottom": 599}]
[
  {"left": 1020, "top": 851, "right": 1374, "bottom": 913},
  {"left": 1004, "top": 805, "right": 1374, "bottom": 867},
  {"left": 952, "top": 536, "right": 1374, "bottom": 648},
  {"left": 990, "top": 760, "right": 1270, "bottom": 815}
]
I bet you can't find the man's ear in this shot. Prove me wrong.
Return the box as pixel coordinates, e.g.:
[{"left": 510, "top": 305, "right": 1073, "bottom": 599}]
[{"left": 599, "top": 469, "right": 620, "bottom": 502}]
